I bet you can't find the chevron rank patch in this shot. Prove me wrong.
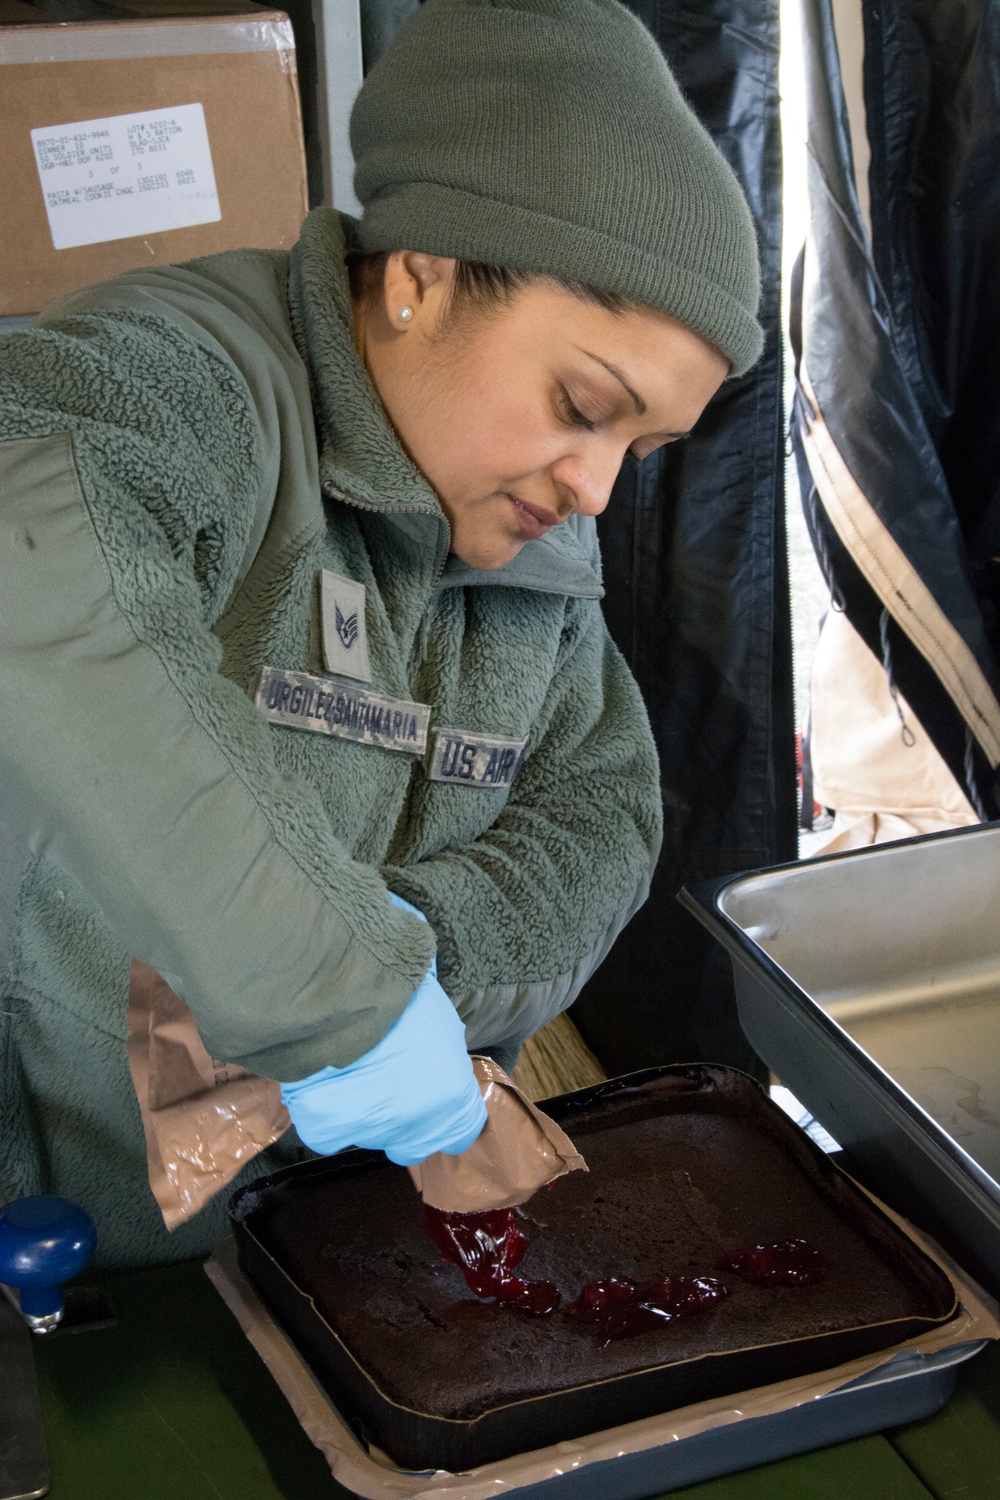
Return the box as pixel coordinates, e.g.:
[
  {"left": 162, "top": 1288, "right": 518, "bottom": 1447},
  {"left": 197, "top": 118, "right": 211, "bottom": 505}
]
[
  {"left": 257, "top": 667, "right": 430, "bottom": 755},
  {"left": 320, "top": 570, "right": 371, "bottom": 682},
  {"left": 426, "top": 727, "right": 528, "bottom": 787}
]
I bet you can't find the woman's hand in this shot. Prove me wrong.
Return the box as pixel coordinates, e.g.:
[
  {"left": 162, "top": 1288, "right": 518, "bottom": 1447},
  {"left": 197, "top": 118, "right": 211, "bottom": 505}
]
[{"left": 279, "top": 895, "right": 487, "bottom": 1166}]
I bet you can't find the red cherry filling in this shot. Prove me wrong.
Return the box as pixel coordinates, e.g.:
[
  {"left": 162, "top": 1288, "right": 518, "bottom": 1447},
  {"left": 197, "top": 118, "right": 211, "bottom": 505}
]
[
  {"left": 421, "top": 1205, "right": 560, "bottom": 1316},
  {"left": 568, "top": 1275, "right": 729, "bottom": 1343},
  {"left": 716, "top": 1239, "right": 830, "bottom": 1287},
  {"left": 420, "top": 1211, "right": 828, "bottom": 1335}
]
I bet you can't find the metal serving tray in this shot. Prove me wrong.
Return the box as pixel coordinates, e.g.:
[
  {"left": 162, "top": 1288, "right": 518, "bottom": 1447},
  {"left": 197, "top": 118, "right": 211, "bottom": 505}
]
[
  {"left": 457, "top": 1341, "right": 985, "bottom": 1500},
  {"left": 680, "top": 823, "right": 1000, "bottom": 1296},
  {"left": 207, "top": 1237, "right": 988, "bottom": 1500}
]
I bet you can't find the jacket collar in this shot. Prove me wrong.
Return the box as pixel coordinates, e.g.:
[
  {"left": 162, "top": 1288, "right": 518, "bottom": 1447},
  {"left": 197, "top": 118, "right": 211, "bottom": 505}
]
[
  {"left": 440, "top": 522, "right": 603, "bottom": 599},
  {"left": 288, "top": 208, "right": 602, "bottom": 601},
  {"left": 288, "top": 206, "right": 433, "bottom": 514}
]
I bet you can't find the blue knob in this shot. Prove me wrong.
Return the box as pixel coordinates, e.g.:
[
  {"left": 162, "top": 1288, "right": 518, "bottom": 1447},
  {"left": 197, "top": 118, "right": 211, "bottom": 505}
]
[{"left": 0, "top": 1196, "right": 97, "bottom": 1332}]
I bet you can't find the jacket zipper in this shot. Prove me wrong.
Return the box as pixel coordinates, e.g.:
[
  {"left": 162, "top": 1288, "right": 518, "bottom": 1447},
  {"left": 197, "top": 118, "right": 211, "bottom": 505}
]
[
  {"left": 322, "top": 480, "right": 451, "bottom": 588},
  {"left": 322, "top": 478, "right": 451, "bottom": 680},
  {"left": 322, "top": 479, "right": 448, "bottom": 849}
]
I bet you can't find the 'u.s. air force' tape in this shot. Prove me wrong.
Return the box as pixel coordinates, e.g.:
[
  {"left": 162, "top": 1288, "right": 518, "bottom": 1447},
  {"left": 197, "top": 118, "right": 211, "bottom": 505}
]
[
  {"left": 256, "top": 667, "right": 430, "bottom": 756},
  {"left": 426, "top": 727, "right": 528, "bottom": 787}
]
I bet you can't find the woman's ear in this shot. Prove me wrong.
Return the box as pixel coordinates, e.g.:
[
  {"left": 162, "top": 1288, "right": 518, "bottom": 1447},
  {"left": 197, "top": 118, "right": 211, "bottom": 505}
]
[{"left": 383, "top": 250, "right": 457, "bottom": 332}]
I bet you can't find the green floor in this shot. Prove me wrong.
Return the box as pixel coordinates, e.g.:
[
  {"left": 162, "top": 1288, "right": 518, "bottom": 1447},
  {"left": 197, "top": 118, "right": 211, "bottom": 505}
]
[{"left": 32, "top": 1261, "right": 1000, "bottom": 1500}]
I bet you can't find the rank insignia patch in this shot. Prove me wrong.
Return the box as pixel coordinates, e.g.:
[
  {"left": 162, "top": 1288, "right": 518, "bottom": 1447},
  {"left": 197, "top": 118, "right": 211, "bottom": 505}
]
[
  {"left": 335, "top": 604, "right": 359, "bottom": 651},
  {"left": 320, "top": 571, "right": 371, "bottom": 682}
]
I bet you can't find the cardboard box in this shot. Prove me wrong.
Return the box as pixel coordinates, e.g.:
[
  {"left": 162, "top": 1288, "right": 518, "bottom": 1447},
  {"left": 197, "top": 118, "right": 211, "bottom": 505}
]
[{"left": 0, "top": 0, "right": 308, "bottom": 315}]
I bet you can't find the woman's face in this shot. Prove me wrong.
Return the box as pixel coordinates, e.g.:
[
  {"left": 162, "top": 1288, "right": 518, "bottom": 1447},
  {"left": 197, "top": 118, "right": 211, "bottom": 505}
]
[{"left": 355, "top": 252, "right": 731, "bottom": 571}]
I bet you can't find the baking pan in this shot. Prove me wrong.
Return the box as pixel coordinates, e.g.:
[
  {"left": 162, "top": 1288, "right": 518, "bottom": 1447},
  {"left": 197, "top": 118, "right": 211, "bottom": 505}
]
[
  {"left": 680, "top": 823, "right": 1000, "bottom": 1296},
  {"left": 229, "top": 1066, "right": 956, "bottom": 1471}
]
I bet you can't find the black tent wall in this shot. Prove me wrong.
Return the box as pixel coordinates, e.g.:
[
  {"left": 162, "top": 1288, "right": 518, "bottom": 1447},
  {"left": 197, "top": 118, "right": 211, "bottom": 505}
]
[
  {"left": 791, "top": 0, "right": 1000, "bottom": 821},
  {"left": 572, "top": 0, "right": 794, "bottom": 1077}
]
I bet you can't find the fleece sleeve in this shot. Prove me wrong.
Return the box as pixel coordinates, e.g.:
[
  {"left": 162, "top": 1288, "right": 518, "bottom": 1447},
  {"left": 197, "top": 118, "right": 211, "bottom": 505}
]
[
  {"left": 384, "top": 594, "right": 663, "bottom": 1053},
  {"left": 0, "top": 312, "right": 433, "bottom": 1082}
]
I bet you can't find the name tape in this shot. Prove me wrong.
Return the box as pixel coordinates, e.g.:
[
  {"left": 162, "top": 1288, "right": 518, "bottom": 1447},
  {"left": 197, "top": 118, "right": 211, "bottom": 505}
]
[
  {"left": 426, "top": 728, "right": 528, "bottom": 788},
  {"left": 257, "top": 667, "right": 430, "bottom": 756}
]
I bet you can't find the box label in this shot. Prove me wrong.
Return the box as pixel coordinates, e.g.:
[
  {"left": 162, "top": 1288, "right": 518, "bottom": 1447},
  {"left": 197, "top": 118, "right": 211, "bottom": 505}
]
[{"left": 31, "top": 103, "right": 221, "bottom": 251}]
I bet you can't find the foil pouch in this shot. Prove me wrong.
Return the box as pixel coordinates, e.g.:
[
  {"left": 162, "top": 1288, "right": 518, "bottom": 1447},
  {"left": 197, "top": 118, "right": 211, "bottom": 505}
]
[
  {"left": 127, "top": 960, "right": 290, "bottom": 1231},
  {"left": 128, "top": 968, "right": 585, "bottom": 1228},
  {"left": 408, "top": 1055, "right": 587, "bottom": 1212}
]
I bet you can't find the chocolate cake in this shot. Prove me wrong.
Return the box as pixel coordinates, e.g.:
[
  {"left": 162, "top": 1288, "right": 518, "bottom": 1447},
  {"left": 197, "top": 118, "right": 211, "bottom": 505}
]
[{"left": 233, "top": 1068, "right": 957, "bottom": 1470}]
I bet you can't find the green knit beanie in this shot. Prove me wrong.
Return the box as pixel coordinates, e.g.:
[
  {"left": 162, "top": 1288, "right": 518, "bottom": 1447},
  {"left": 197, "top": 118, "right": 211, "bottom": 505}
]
[{"left": 350, "top": 0, "right": 763, "bottom": 375}]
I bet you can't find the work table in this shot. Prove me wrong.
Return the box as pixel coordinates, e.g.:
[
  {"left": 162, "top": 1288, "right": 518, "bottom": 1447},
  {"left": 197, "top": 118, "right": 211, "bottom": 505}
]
[{"left": 32, "top": 1258, "right": 1000, "bottom": 1500}]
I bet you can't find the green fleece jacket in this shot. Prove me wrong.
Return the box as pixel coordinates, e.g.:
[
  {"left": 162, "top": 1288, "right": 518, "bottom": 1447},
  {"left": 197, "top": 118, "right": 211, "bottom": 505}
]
[{"left": 0, "top": 209, "right": 661, "bottom": 1267}]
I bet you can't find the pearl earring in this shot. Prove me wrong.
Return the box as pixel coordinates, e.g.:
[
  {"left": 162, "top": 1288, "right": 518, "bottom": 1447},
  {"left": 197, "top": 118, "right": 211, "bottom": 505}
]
[{"left": 398, "top": 306, "right": 413, "bottom": 322}]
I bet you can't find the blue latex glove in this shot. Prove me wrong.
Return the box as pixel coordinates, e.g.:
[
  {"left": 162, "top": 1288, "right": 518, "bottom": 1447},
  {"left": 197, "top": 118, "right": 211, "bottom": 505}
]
[{"left": 279, "top": 893, "right": 487, "bottom": 1166}]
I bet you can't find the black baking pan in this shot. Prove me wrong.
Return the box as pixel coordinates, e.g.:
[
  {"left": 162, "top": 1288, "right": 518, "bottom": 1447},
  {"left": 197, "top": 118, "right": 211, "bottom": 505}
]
[{"left": 229, "top": 1066, "right": 958, "bottom": 1472}]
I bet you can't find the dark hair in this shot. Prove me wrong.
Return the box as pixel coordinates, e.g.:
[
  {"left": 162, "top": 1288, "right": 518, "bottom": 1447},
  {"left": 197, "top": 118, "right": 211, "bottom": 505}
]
[{"left": 347, "top": 251, "right": 634, "bottom": 318}]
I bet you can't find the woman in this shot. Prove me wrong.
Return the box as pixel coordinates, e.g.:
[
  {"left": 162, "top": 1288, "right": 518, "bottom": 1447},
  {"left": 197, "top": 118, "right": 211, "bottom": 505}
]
[{"left": 0, "top": 0, "right": 762, "bottom": 1266}]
